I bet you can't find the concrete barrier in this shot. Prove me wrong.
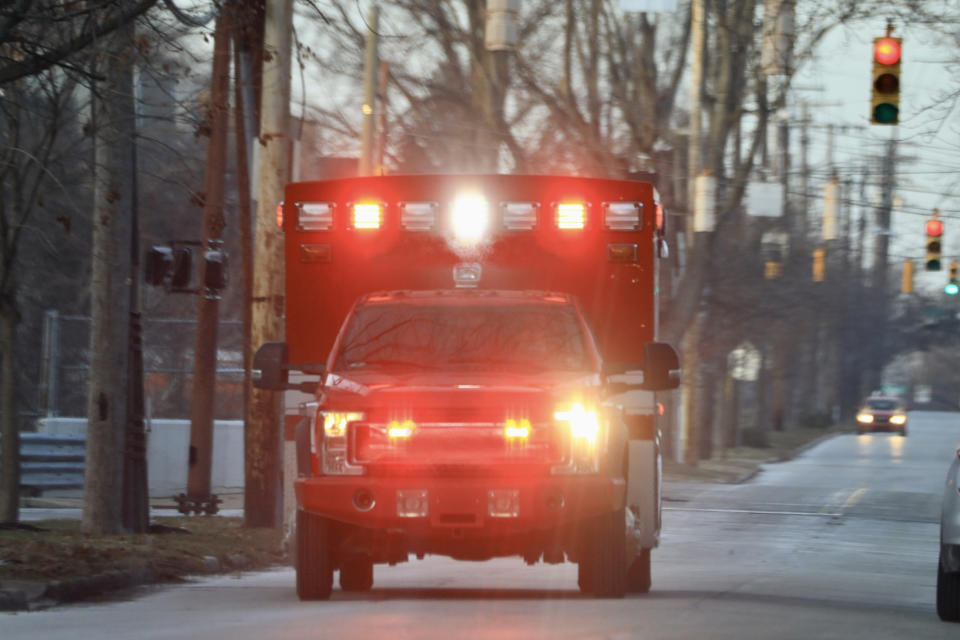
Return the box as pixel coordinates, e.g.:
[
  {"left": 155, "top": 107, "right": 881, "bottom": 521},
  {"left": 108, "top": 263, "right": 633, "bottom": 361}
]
[{"left": 37, "top": 417, "right": 245, "bottom": 498}]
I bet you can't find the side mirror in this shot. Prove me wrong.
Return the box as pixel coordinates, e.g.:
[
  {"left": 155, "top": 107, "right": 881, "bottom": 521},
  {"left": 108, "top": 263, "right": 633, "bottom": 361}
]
[
  {"left": 253, "top": 342, "right": 290, "bottom": 390},
  {"left": 642, "top": 342, "right": 681, "bottom": 391},
  {"left": 602, "top": 361, "right": 644, "bottom": 394}
]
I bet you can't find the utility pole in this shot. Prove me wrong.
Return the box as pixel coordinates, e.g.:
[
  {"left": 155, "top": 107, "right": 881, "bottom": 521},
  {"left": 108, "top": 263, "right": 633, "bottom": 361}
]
[
  {"left": 358, "top": 4, "right": 379, "bottom": 177},
  {"left": 865, "top": 138, "right": 897, "bottom": 395},
  {"left": 182, "top": 8, "right": 231, "bottom": 515},
  {"left": 375, "top": 60, "right": 389, "bottom": 175},
  {"left": 247, "top": 0, "right": 293, "bottom": 528},
  {"left": 682, "top": 0, "right": 705, "bottom": 466},
  {"left": 123, "top": 41, "right": 148, "bottom": 534}
]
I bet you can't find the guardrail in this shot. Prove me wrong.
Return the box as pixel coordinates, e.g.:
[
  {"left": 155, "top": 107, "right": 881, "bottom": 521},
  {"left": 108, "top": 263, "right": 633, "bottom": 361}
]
[{"left": 0, "top": 432, "right": 86, "bottom": 495}]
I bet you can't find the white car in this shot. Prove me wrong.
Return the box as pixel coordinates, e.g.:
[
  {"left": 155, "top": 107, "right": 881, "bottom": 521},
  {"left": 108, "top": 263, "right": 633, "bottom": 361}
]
[{"left": 939, "top": 446, "right": 960, "bottom": 621}]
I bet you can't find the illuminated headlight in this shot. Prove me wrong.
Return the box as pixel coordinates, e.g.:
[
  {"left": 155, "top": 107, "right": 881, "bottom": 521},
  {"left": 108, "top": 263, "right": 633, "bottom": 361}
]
[
  {"left": 553, "top": 402, "right": 601, "bottom": 474},
  {"left": 890, "top": 414, "right": 907, "bottom": 425},
  {"left": 320, "top": 411, "right": 364, "bottom": 475},
  {"left": 451, "top": 195, "right": 490, "bottom": 244},
  {"left": 856, "top": 413, "right": 874, "bottom": 424}
]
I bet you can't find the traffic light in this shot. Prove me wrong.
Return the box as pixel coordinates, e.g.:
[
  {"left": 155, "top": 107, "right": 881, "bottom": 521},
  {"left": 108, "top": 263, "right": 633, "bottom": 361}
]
[
  {"left": 926, "top": 212, "right": 943, "bottom": 271},
  {"left": 812, "top": 247, "right": 826, "bottom": 282},
  {"left": 871, "top": 35, "right": 902, "bottom": 125},
  {"left": 947, "top": 261, "right": 959, "bottom": 296}
]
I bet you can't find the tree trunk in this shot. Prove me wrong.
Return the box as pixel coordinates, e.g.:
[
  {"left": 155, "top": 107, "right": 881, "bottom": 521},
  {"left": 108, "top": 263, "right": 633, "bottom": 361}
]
[
  {"left": 82, "top": 18, "right": 134, "bottom": 535},
  {"left": 0, "top": 305, "right": 19, "bottom": 523},
  {"left": 246, "top": 0, "right": 293, "bottom": 529}
]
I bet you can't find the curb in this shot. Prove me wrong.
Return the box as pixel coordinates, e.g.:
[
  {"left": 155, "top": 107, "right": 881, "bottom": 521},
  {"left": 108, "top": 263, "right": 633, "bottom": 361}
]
[{"left": 0, "top": 554, "right": 256, "bottom": 612}]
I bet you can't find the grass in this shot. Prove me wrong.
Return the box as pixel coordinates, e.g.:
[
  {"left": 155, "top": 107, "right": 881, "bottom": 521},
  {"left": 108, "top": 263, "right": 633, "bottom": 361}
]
[{"left": 0, "top": 516, "right": 285, "bottom": 584}]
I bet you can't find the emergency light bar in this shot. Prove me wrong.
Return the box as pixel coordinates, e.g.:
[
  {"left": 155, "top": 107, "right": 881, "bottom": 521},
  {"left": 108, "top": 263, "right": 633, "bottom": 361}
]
[
  {"left": 501, "top": 201, "right": 539, "bottom": 230},
  {"left": 351, "top": 203, "right": 383, "bottom": 229},
  {"left": 451, "top": 195, "right": 490, "bottom": 242},
  {"left": 296, "top": 202, "right": 334, "bottom": 231},
  {"left": 556, "top": 203, "right": 586, "bottom": 229},
  {"left": 400, "top": 201, "right": 438, "bottom": 231},
  {"left": 603, "top": 201, "right": 643, "bottom": 231}
]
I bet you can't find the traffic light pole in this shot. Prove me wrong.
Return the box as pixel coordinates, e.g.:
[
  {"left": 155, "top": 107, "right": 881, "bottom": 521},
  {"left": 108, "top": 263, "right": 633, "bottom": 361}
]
[
  {"left": 179, "top": 9, "right": 231, "bottom": 516},
  {"left": 865, "top": 138, "right": 896, "bottom": 396}
]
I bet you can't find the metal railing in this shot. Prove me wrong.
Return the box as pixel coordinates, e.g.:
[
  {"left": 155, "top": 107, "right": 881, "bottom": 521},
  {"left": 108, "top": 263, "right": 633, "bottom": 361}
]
[{"left": 0, "top": 432, "right": 86, "bottom": 494}]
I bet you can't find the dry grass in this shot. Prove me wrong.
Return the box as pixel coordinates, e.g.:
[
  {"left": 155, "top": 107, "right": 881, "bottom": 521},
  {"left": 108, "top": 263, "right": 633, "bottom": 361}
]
[{"left": 0, "top": 516, "right": 285, "bottom": 583}]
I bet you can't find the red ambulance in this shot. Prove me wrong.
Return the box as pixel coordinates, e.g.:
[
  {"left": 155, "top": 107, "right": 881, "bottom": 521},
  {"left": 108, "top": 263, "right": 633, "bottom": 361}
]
[{"left": 253, "top": 173, "right": 679, "bottom": 599}]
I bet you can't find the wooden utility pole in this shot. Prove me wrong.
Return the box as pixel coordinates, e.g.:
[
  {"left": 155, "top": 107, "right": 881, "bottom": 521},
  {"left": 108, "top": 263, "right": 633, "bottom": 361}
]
[
  {"left": 682, "top": 0, "right": 705, "bottom": 466},
  {"left": 247, "top": 0, "right": 293, "bottom": 528},
  {"left": 83, "top": 18, "right": 135, "bottom": 535},
  {"left": 358, "top": 4, "right": 379, "bottom": 177},
  {"left": 184, "top": 8, "right": 231, "bottom": 513}
]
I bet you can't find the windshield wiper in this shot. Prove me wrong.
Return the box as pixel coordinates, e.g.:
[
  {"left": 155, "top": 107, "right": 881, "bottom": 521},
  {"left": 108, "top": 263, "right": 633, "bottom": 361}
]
[{"left": 347, "top": 359, "right": 442, "bottom": 370}]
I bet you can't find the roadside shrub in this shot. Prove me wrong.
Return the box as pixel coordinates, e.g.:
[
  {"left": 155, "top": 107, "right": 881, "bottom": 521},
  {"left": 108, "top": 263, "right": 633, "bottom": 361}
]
[
  {"left": 740, "top": 427, "right": 770, "bottom": 448},
  {"left": 798, "top": 412, "right": 833, "bottom": 429}
]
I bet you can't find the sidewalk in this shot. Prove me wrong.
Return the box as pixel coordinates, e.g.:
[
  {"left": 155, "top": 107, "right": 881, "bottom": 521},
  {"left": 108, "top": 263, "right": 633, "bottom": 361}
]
[{"left": 18, "top": 492, "right": 245, "bottom": 522}]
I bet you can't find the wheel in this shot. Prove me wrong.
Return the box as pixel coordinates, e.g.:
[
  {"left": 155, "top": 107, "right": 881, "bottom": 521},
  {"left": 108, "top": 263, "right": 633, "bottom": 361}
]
[
  {"left": 625, "top": 548, "right": 652, "bottom": 593},
  {"left": 339, "top": 555, "right": 374, "bottom": 592},
  {"left": 577, "top": 508, "right": 626, "bottom": 598},
  {"left": 899, "top": 428, "right": 907, "bottom": 437},
  {"left": 296, "top": 510, "right": 333, "bottom": 600},
  {"left": 938, "top": 548, "right": 960, "bottom": 622}
]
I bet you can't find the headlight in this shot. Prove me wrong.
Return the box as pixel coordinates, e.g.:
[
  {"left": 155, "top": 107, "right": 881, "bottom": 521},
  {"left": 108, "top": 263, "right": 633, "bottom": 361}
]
[
  {"left": 856, "top": 413, "right": 874, "bottom": 424},
  {"left": 553, "top": 402, "right": 602, "bottom": 474},
  {"left": 890, "top": 414, "right": 907, "bottom": 425},
  {"left": 555, "top": 403, "right": 600, "bottom": 443},
  {"left": 320, "top": 411, "right": 364, "bottom": 475}
]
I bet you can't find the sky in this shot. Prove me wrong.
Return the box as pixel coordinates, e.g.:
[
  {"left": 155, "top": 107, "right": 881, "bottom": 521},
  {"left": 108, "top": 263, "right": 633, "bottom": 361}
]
[{"left": 792, "top": 15, "right": 960, "bottom": 295}]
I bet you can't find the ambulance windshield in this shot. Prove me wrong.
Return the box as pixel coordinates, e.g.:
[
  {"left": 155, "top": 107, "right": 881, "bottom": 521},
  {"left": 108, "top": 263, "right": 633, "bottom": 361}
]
[{"left": 334, "top": 303, "right": 592, "bottom": 373}]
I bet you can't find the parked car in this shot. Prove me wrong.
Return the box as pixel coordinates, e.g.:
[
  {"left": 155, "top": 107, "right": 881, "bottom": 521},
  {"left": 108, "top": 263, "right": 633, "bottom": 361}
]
[
  {"left": 855, "top": 396, "right": 908, "bottom": 435},
  {"left": 938, "top": 446, "right": 960, "bottom": 621}
]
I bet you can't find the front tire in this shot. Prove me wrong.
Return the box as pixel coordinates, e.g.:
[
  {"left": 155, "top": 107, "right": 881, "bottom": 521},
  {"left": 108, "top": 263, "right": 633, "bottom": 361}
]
[
  {"left": 625, "top": 548, "right": 652, "bottom": 593},
  {"left": 577, "top": 507, "right": 626, "bottom": 598},
  {"left": 938, "top": 548, "right": 960, "bottom": 622},
  {"left": 296, "top": 510, "right": 333, "bottom": 600}
]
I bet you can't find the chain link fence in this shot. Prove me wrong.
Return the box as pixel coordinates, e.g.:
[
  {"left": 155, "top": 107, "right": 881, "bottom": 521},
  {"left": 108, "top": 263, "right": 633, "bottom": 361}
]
[{"left": 38, "top": 311, "right": 245, "bottom": 420}]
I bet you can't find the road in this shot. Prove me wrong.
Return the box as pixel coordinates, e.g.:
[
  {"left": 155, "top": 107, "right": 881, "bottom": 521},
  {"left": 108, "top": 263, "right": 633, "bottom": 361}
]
[{"left": 5, "top": 412, "right": 960, "bottom": 639}]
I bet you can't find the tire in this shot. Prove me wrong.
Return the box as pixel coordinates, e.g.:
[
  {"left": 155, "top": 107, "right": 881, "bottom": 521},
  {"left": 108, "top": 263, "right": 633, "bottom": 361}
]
[
  {"left": 899, "top": 428, "right": 907, "bottom": 437},
  {"left": 296, "top": 510, "right": 333, "bottom": 600},
  {"left": 625, "top": 548, "right": 652, "bottom": 594},
  {"left": 339, "top": 555, "right": 374, "bottom": 592},
  {"left": 938, "top": 548, "right": 960, "bottom": 622},
  {"left": 577, "top": 507, "right": 626, "bottom": 598}
]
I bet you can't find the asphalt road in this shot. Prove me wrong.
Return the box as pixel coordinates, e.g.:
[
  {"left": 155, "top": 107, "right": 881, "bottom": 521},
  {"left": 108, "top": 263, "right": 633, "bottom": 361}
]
[{"left": 5, "top": 412, "right": 960, "bottom": 639}]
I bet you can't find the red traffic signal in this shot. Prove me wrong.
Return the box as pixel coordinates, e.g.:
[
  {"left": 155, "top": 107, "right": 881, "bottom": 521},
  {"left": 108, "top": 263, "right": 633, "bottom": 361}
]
[
  {"left": 874, "top": 37, "right": 902, "bottom": 65},
  {"left": 926, "top": 218, "right": 944, "bottom": 237},
  {"left": 871, "top": 36, "right": 902, "bottom": 125}
]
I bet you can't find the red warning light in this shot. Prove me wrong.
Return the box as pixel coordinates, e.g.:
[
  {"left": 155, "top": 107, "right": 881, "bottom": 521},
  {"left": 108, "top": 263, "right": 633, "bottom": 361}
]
[
  {"left": 926, "top": 218, "right": 944, "bottom": 237},
  {"left": 874, "top": 37, "right": 901, "bottom": 66}
]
